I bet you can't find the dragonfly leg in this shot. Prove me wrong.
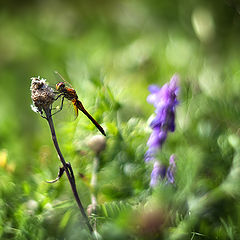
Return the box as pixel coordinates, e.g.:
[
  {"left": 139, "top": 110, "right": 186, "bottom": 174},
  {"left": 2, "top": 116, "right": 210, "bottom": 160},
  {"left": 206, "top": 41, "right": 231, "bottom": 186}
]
[
  {"left": 49, "top": 93, "right": 64, "bottom": 112},
  {"left": 54, "top": 93, "right": 64, "bottom": 101},
  {"left": 40, "top": 114, "right": 47, "bottom": 119},
  {"left": 51, "top": 96, "right": 65, "bottom": 117},
  {"left": 39, "top": 109, "right": 47, "bottom": 119}
]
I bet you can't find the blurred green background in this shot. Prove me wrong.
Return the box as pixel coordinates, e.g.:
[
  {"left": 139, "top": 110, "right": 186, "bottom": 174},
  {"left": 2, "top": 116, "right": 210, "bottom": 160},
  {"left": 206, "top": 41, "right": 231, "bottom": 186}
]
[{"left": 1, "top": 0, "right": 240, "bottom": 239}]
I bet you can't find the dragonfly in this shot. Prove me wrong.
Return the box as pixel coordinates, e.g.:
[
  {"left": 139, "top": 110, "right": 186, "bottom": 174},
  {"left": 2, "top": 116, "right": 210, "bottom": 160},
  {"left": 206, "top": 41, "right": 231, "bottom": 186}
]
[{"left": 53, "top": 72, "right": 106, "bottom": 136}]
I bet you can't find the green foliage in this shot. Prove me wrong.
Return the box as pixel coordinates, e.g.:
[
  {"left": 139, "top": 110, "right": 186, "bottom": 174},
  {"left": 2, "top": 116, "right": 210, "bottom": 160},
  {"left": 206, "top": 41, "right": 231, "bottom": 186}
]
[
  {"left": 96, "top": 201, "right": 132, "bottom": 221},
  {"left": 1, "top": 0, "right": 240, "bottom": 239}
]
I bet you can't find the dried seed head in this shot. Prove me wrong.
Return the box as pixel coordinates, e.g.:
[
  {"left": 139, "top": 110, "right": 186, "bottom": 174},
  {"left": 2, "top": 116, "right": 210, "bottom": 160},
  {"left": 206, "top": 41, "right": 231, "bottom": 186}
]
[
  {"left": 87, "top": 135, "right": 106, "bottom": 154},
  {"left": 136, "top": 207, "right": 168, "bottom": 238},
  {"left": 30, "top": 77, "right": 55, "bottom": 114}
]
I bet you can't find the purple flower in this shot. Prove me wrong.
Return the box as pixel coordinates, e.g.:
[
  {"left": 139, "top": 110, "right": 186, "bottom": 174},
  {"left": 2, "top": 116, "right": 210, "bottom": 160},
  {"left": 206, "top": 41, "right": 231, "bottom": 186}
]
[
  {"left": 150, "top": 155, "right": 177, "bottom": 187},
  {"left": 145, "top": 75, "right": 179, "bottom": 162},
  {"left": 150, "top": 161, "right": 166, "bottom": 187},
  {"left": 166, "top": 154, "right": 176, "bottom": 184},
  {"left": 145, "top": 74, "right": 179, "bottom": 186},
  {"left": 147, "top": 130, "right": 167, "bottom": 149}
]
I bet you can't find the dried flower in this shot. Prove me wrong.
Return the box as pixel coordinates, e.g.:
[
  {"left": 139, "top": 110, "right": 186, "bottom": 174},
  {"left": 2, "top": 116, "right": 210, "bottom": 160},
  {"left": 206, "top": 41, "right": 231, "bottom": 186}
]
[
  {"left": 30, "top": 77, "right": 55, "bottom": 115},
  {"left": 132, "top": 206, "right": 168, "bottom": 239},
  {"left": 145, "top": 75, "right": 179, "bottom": 162},
  {"left": 87, "top": 135, "right": 106, "bottom": 155}
]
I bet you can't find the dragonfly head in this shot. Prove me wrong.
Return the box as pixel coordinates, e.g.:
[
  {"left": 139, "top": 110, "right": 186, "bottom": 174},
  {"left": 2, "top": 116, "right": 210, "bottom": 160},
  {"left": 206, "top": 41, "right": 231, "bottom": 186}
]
[{"left": 56, "top": 82, "right": 65, "bottom": 92}]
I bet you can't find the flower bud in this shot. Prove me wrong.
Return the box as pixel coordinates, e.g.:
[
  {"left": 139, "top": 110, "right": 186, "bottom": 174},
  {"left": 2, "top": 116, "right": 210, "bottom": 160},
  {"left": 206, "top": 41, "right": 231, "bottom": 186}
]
[{"left": 87, "top": 135, "right": 106, "bottom": 154}]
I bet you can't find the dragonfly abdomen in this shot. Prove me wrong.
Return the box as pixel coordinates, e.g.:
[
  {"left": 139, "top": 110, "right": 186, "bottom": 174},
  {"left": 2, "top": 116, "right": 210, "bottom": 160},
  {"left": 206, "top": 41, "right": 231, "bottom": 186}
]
[{"left": 75, "top": 100, "right": 106, "bottom": 136}]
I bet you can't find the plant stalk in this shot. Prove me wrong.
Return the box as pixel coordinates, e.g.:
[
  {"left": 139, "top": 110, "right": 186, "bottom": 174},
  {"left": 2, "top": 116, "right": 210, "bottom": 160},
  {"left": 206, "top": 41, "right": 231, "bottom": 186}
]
[
  {"left": 90, "top": 155, "right": 99, "bottom": 230},
  {"left": 44, "top": 108, "right": 93, "bottom": 234}
]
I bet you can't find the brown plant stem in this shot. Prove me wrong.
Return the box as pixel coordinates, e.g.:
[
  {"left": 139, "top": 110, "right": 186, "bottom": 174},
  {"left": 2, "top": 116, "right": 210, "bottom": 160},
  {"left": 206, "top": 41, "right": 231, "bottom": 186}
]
[{"left": 44, "top": 107, "right": 93, "bottom": 234}]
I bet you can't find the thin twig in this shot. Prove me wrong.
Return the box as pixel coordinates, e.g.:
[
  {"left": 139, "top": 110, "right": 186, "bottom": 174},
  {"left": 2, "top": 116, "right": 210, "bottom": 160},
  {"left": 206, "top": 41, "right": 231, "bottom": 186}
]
[
  {"left": 90, "top": 155, "right": 99, "bottom": 230},
  {"left": 44, "top": 107, "right": 93, "bottom": 234}
]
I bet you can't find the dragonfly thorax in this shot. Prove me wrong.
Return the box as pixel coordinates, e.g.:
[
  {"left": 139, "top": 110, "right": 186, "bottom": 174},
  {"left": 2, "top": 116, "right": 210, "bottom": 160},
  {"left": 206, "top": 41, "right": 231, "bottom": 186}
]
[{"left": 56, "top": 82, "right": 78, "bottom": 100}]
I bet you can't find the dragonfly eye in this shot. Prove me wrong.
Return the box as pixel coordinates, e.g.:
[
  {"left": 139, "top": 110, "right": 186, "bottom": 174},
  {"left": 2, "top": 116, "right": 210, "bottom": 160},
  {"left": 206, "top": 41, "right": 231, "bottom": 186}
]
[{"left": 56, "top": 82, "right": 65, "bottom": 91}]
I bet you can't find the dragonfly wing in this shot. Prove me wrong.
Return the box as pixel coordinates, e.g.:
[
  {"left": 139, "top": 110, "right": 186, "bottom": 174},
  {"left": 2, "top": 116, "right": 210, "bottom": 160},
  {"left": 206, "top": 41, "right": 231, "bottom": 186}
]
[
  {"left": 51, "top": 96, "right": 77, "bottom": 122},
  {"left": 54, "top": 71, "right": 73, "bottom": 88}
]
